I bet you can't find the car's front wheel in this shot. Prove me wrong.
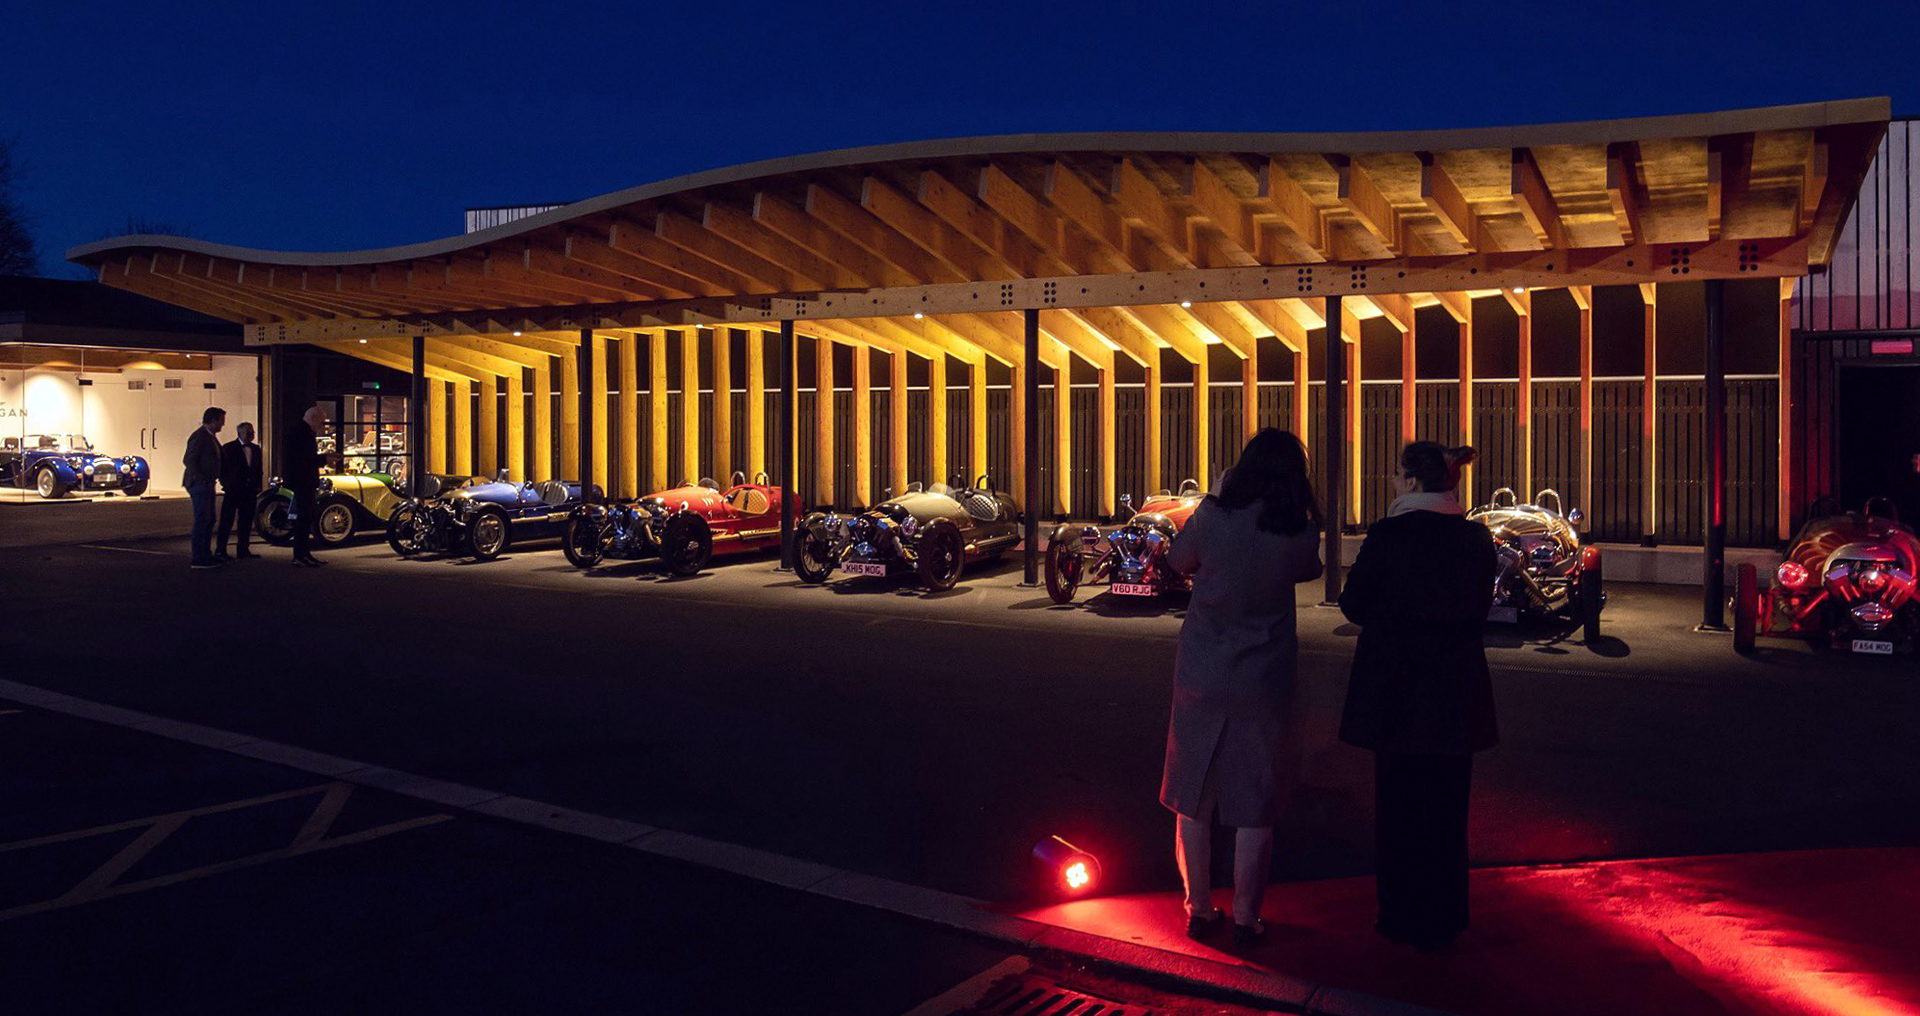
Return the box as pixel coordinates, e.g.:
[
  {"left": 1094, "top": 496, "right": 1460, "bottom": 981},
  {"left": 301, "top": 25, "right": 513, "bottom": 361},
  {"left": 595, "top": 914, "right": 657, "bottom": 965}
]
[
  {"left": 465, "top": 507, "right": 510, "bottom": 561},
  {"left": 793, "top": 527, "right": 836, "bottom": 584},
  {"left": 387, "top": 504, "right": 427, "bottom": 556},
  {"left": 34, "top": 466, "right": 67, "bottom": 499},
  {"left": 254, "top": 495, "right": 294, "bottom": 544},
  {"left": 562, "top": 514, "right": 605, "bottom": 568},
  {"left": 917, "top": 524, "right": 965, "bottom": 592},
  {"left": 661, "top": 513, "right": 714, "bottom": 576},
  {"left": 1045, "top": 530, "right": 1082, "bottom": 604},
  {"left": 1732, "top": 562, "right": 1759, "bottom": 654},
  {"left": 316, "top": 500, "right": 356, "bottom": 544},
  {"left": 121, "top": 477, "right": 148, "bottom": 497}
]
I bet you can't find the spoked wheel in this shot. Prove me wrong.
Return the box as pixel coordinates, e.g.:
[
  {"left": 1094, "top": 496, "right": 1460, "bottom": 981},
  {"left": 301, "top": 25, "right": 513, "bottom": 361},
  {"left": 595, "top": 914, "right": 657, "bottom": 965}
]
[
  {"left": 465, "top": 508, "right": 509, "bottom": 561},
  {"left": 661, "top": 513, "right": 714, "bottom": 576},
  {"left": 1045, "top": 536, "right": 1083, "bottom": 604},
  {"left": 255, "top": 496, "right": 294, "bottom": 545},
  {"left": 386, "top": 504, "right": 429, "bottom": 556},
  {"left": 562, "top": 514, "right": 606, "bottom": 568},
  {"left": 917, "top": 525, "right": 965, "bottom": 592},
  {"left": 1579, "top": 565, "right": 1603, "bottom": 642},
  {"left": 316, "top": 501, "right": 356, "bottom": 544},
  {"left": 1732, "top": 562, "right": 1759, "bottom": 654},
  {"left": 35, "top": 467, "right": 67, "bottom": 499},
  {"left": 793, "top": 530, "right": 836, "bottom": 584}
]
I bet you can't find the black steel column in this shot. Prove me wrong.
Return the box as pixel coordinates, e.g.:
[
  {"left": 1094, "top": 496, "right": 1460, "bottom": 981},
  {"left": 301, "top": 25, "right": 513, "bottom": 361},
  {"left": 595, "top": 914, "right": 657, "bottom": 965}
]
[
  {"left": 268, "top": 345, "right": 286, "bottom": 477},
  {"left": 1701, "top": 279, "right": 1728, "bottom": 630},
  {"left": 1322, "top": 293, "right": 1344, "bottom": 605},
  {"left": 778, "top": 320, "right": 796, "bottom": 570},
  {"left": 1022, "top": 308, "right": 1042, "bottom": 586},
  {"left": 577, "top": 329, "right": 594, "bottom": 502},
  {"left": 409, "top": 335, "right": 426, "bottom": 496}
]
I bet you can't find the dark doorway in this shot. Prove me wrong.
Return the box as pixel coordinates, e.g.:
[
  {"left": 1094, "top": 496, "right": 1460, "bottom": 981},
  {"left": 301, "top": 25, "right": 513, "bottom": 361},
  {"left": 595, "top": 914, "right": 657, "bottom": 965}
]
[{"left": 1838, "top": 365, "right": 1920, "bottom": 524}]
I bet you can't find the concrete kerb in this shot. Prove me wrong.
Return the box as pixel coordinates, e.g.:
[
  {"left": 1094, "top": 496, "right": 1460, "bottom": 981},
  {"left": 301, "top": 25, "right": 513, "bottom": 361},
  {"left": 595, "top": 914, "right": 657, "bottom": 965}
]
[{"left": 0, "top": 678, "right": 1464, "bottom": 1016}]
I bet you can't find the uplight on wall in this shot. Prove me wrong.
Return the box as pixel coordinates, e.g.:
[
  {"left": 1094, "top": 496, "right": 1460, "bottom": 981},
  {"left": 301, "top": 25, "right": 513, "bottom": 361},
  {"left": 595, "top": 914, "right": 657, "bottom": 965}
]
[{"left": 1031, "top": 835, "right": 1100, "bottom": 897}]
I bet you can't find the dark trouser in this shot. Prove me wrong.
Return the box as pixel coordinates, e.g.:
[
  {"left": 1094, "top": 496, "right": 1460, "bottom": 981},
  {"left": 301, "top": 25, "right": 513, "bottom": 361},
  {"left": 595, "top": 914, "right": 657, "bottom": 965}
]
[
  {"left": 217, "top": 487, "right": 256, "bottom": 555},
  {"left": 289, "top": 486, "right": 317, "bottom": 560},
  {"left": 1374, "top": 751, "right": 1473, "bottom": 943},
  {"left": 187, "top": 482, "right": 216, "bottom": 565}
]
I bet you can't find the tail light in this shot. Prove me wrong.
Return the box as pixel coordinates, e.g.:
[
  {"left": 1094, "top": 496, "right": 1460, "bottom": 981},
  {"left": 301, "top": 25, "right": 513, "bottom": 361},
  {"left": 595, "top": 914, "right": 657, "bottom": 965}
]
[{"left": 1775, "top": 560, "right": 1810, "bottom": 589}]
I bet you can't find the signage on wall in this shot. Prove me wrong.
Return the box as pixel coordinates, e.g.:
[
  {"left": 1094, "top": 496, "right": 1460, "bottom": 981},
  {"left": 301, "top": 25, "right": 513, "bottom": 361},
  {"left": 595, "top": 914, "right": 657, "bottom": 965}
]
[{"left": 0, "top": 398, "right": 20, "bottom": 420}]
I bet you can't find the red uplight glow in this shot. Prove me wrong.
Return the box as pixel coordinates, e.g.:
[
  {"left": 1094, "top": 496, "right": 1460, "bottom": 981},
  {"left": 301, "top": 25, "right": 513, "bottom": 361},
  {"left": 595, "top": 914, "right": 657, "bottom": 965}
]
[{"left": 1063, "top": 861, "right": 1092, "bottom": 890}]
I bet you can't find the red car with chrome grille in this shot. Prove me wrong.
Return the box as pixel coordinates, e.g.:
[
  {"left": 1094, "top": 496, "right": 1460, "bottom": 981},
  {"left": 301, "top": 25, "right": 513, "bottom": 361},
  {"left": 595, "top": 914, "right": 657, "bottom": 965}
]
[{"left": 1734, "top": 497, "right": 1920, "bottom": 656}]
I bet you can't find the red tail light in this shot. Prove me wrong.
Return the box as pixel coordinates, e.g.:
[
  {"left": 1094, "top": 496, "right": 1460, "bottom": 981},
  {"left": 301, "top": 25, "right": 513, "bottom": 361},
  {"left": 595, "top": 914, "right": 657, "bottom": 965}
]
[{"left": 1775, "top": 561, "right": 1810, "bottom": 589}]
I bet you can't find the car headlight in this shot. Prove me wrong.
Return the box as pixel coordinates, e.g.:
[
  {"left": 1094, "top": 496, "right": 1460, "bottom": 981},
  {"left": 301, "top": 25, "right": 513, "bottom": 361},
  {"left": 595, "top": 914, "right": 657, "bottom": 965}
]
[
  {"left": 899, "top": 515, "right": 919, "bottom": 539},
  {"left": 83, "top": 464, "right": 95, "bottom": 476},
  {"left": 120, "top": 462, "right": 132, "bottom": 474}
]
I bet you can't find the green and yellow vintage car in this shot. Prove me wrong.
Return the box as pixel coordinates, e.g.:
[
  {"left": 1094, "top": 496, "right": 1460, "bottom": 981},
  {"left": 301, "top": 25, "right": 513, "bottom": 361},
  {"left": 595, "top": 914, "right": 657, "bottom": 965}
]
[{"left": 254, "top": 471, "right": 477, "bottom": 545}]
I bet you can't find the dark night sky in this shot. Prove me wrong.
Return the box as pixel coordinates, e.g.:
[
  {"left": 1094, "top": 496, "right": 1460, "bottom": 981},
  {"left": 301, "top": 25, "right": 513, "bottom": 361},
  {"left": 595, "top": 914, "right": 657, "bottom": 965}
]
[{"left": 4, "top": 0, "right": 1912, "bottom": 276}]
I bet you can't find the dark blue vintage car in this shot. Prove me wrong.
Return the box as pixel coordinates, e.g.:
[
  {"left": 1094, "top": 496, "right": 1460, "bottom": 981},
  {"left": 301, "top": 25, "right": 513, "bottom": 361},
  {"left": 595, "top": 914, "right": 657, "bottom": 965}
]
[
  {"left": 0, "top": 434, "right": 151, "bottom": 498},
  {"left": 385, "top": 474, "right": 595, "bottom": 561}
]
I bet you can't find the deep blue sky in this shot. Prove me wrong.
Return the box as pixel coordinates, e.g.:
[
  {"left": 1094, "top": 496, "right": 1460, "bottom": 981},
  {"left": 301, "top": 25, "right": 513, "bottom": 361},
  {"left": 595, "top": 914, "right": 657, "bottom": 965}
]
[{"left": 5, "top": 0, "right": 1911, "bottom": 276}]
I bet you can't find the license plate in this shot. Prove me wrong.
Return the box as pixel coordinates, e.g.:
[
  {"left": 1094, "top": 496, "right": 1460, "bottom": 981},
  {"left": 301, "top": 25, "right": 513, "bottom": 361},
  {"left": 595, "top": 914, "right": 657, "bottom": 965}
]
[
  {"left": 1851, "top": 639, "right": 1894, "bottom": 655},
  {"left": 1112, "top": 582, "right": 1157, "bottom": 597},
  {"left": 94, "top": 474, "right": 118, "bottom": 486},
  {"left": 842, "top": 561, "right": 888, "bottom": 577},
  {"left": 1488, "top": 605, "right": 1519, "bottom": 624}
]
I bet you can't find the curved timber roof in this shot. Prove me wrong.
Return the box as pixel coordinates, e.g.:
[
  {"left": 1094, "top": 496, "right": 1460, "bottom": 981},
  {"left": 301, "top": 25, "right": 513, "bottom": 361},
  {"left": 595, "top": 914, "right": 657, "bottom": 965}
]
[{"left": 67, "top": 97, "right": 1889, "bottom": 367}]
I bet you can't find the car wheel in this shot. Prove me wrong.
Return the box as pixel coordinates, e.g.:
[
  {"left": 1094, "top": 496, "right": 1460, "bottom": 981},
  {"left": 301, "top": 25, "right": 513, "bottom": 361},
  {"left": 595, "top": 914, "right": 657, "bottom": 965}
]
[
  {"left": 792, "top": 523, "right": 836, "bottom": 584},
  {"left": 917, "top": 524, "right": 964, "bottom": 592},
  {"left": 1579, "top": 565, "right": 1603, "bottom": 642},
  {"left": 121, "top": 478, "right": 148, "bottom": 497},
  {"left": 562, "top": 513, "right": 605, "bottom": 569},
  {"left": 661, "top": 513, "right": 714, "bottom": 576},
  {"left": 1045, "top": 530, "right": 1082, "bottom": 604},
  {"left": 255, "top": 495, "right": 294, "bottom": 545},
  {"left": 387, "top": 505, "right": 427, "bottom": 556},
  {"left": 316, "top": 501, "right": 356, "bottom": 544},
  {"left": 34, "top": 466, "right": 67, "bottom": 499},
  {"left": 465, "top": 507, "right": 509, "bottom": 561},
  {"left": 1733, "top": 563, "right": 1758, "bottom": 654}
]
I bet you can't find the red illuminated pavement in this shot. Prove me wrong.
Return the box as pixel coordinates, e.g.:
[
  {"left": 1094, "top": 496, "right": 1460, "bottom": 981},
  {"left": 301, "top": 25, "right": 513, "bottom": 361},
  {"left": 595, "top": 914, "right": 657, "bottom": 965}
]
[{"left": 1021, "top": 848, "right": 1920, "bottom": 1016}]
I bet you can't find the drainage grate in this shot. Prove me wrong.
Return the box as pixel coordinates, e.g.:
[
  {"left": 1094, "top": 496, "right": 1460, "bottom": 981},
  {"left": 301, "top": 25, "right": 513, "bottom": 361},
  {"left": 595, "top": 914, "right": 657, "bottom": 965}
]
[{"left": 968, "top": 977, "right": 1156, "bottom": 1015}]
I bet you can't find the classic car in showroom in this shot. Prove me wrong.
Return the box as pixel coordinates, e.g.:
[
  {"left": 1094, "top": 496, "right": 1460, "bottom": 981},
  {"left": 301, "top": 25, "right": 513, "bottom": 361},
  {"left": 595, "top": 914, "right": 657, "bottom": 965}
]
[
  {"left": 793, "top": 476, "right": 1022, "bottom": 591},
  {"left": 1467, "top": 487, "right": 1604, "bottom": 639},
  {"left": 1734, "top": 497, "right": 1920, "bottom": 655},
  {"left": 253, "top": 470, "right": 475, "bottom": 545},
  {"left": 562, "top": 472, "right": 793, "bottom": 575},
  {"left": 1, "top": 434, "right": 150, "bottom": 498},
  {"left": 387, "top": 475, "right": 595, "bottom": 561},
  {"left": 1044, "top": 479, "right": 1204, "bottom": 603}
]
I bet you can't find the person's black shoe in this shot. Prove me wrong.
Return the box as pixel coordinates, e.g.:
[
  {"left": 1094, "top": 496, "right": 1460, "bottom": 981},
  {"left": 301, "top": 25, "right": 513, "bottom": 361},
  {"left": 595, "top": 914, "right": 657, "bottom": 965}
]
[
  {"left": 1231, "top": 919, "right": 1266, "bottom": 949},
  {"left": 212, "top": 552, "right": 231, "bottom": 563},
  {"left": 235, "top": 550, "right": 259, "bottom": 559},
  {"left": 190, "top": 560, "right": 221, "bottom": 570},
  {"left": 293, "top": 556, "right": 323, "bottom": 568},
  {"left": 1184, "top": 907, "right": 1224, "bottom": 941}
]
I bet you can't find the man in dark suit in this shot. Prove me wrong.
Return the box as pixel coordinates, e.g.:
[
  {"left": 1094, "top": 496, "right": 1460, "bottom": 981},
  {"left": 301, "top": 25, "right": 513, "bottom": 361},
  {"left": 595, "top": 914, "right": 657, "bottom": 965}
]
[
  {"left": 214, "top": 421, "right": 264, "bottom": 562},
  {"left": 287, "top": 403, "right": 326, "bottom": 568},
  {"left": 183, "top": 406, "right": 226, "bottom": 570}
]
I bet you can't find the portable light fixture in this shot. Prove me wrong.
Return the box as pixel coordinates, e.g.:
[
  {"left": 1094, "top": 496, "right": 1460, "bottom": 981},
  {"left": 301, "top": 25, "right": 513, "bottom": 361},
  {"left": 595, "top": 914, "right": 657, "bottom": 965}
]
[{"left": 1031, "top": 835, "right": 1100, "bottom": 896}]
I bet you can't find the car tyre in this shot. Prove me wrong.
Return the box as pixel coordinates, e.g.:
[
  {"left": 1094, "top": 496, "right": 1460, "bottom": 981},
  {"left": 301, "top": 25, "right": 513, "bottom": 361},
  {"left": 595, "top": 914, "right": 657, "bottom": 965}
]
[
  {"left": 465, "top": 506, "right": 510, "bottom": 561},
  {"left": 793, "top": 520, "right": 836, "bottom": 584},
  {"left": 917, "top": 522, "right": 964, "bottom": 592},
  {"left": 1733, "top": 562, "right": 1759, "bottom": 654},
  {"left": 34, "top": 466, "right": 68, "bottom": 499},
  {"left": 387, "top": 504, "right": 427, "bottom": 556},
  {"left": 661, "top": 513, "right": 713, "bottom": 576},
  {"left": 255, "top": 495, "right": 294, "bottom": 545},
  {"left": 562, "top": 512, "right": 605, "bottom": 569},
  {"left": 121, "top": 477, "right": 148, "bottom": 497},
  {"left": 316, "top": 500, "right": 356, "bottom": 544},
  {"left": 1579, "top": 564, "right": 1603, "bottom": 642},
  {"left": 1045, "top": 527, "right": 1082, "bottom": 604}
]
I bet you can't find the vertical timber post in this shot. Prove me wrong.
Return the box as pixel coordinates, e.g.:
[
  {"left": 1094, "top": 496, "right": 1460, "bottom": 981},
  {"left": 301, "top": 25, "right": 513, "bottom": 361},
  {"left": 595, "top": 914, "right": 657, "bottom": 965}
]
[
  {"left": 1323, "top": 294, "right": 1345, "bottom": 604},
  {"left": 778, "top": 320, "right": 796, "bottom": 571},
  {"left": 577, "top": 329, "right": 594, "bottom": 503},
  {"left": 1701, "top": 279, "right": 1728, "bottom": 630},
  {"left": 1022, "top": 308, "right": 1042, "bottom": 586},
  {"left": 409, "top": 336, "right": 425, "bottom": 497}
]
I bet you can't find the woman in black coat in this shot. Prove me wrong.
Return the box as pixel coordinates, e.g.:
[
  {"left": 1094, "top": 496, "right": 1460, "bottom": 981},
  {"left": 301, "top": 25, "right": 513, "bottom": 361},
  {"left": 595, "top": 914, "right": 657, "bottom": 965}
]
[{"left": 1337, "top": 441, "right": 1496, "bottom": 950}]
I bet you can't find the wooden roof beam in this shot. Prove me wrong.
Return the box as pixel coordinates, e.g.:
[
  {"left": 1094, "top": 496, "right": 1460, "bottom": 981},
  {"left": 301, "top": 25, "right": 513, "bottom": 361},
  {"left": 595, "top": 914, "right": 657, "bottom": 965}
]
[
  {"left": 1325, "top": 155, "right": 1400, "bottom": 255},
  {"left": 1706, "top": 134, "right": 1752, "bottom": 241},
  {"left": 475, "top": 248, "right": 635, "bottom": 304},
  {"left": 751, "top": 191, "right": 922, "bottom": 288},
  {"left": 609, "top": 217, "right": 765, "bottom": 295},
  {"left": 523, "top": 241, "right": 671, "bottom": 301},
  {"left": 565, "top": 229, "right": 705, "bottom": 299},
  {"left": 1431, "top": 290, "right": 1472, "bottom": 324},
  {"left": 1512, "top": 148, "right": 1566, "bottom": 250},
  {"left": 1418, "top": 152, "right": 1475, "bottom": 252},
  {"left": 1239, "top": 299, "right": 1307, "bottom": 353},
  {"left": 1036, "top": 309, "right": 1117, "bottom": 371},
  {"left": 1175, "top": 159, "right": 1261, "bottom": 267},
  {"left": 860, "top": 175, "right": 1015, "bottom": 282},
  {"left": 975, "top": 164, "right": 1121, "bottom": 274},
  {"left": 804, "top": 183, "right": 967, "bottom": 285},
  {"left": 1798, "top": 137, "right": 1829, "bottom": 232},
  {"left": 1059, "top": 307, "right": 1155, "bottom": 366},
  {"left": 917, "top": 168, "right": 1070, "bottom": 277},
  {"left": 654, "top": 208, "right": 820, "bottom": 292},
  {"left": 1254, "top": 159, "right": 1328, "bottom": 261},
  {"left": 1176, "top": 301, "right": 1256, "bottom": 358},
  {"left": 1355, "top": 293, "right": 1413, "bottom": 332},
  {"left": 702, "top": 200, "right": 866, "bottom": 289},
  {"left": 1605, "top": 142, "right": 1645, "bottom": 246}
]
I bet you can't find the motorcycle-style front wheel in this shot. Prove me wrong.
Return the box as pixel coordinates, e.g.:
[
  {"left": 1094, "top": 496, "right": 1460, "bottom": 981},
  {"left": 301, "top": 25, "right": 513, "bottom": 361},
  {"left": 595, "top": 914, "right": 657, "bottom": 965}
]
[
  {"left": 386, "top": 505, "right": 427, "bottom": 556},
  {"left": 255, "top": 495, "right": 294, "bottom": 545},
  {"left": 465, "top": 508, "right": 510, "bottom": 561},
  {"left": 563, "top": 514, "right": 605, "bottom": 569},
  {"left": 793, "top": 531, "right": 836, "bottom": 584},
  {"left": 917, "top": 525, "right": 965, "bottom": 592},
  {"left": 1045, "top": 538, "right": 1082, "bottom": 604}
]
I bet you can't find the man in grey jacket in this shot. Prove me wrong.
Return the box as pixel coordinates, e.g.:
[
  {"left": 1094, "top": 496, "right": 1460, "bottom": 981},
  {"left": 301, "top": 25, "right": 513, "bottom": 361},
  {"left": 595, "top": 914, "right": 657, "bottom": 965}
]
[{"left": 183, "top": 406, "right": 226, "bottom": 569}]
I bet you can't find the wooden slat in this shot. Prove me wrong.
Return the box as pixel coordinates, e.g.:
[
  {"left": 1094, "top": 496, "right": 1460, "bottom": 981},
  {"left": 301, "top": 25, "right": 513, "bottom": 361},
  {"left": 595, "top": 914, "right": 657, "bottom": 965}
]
[
  {"left": 891, "top": 350, "right": 910, "bottom": 494},
  {"left": 1144, "top": 358, "right": 1162, "bottom": 495},
  {"left": 1099, "top": 365, "right": 1116, "bottom": 516},
  {"left": 648, "top": 331, "right": 669, "bottom": 492},
  {"left": 852, "top": 345, "right": 872, "bottom": 505},
  {"left": 815, "top": 334, "right": 835, "bottom": 505},
  {"left": 1641, "top": 284, "right": 1658, "bottom": 542},
  {"left": 477, "top": 375, "right": 499, "bottom": 478},
  {"left": 711, "top": 327, "right": 732, "bottom": 483},
  {"left": 451, "top": 377, "right": 474, "bottom": 475},
  {"left": 426, "top": 380, "right": 447, "bottom": 473},
  {"left": 970, "top": 362, "right": 990, "bottom": 488},
  {"left": 504, "top": 370, "right": 526, "bottom": 484},
  {"left": 1054, "top": 361, "right": 1072, "bottom": 513},
  {"left": 929, "top": 353, "right": 949, "bottom": 489},
  {"left": 747, "top": 329, "right": 767, "bottom": 478},
  {"left": 618, "top": 335, "right": 639, "bottom": 497}
]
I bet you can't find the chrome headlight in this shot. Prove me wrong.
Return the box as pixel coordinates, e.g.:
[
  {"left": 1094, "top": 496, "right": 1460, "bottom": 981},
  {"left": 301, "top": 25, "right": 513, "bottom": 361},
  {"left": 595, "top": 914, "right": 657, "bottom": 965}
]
[
  {"left": 899, "top": 515, "right": 919, "bottom": 539},
  {"left": 83, "top": 464, "right": 95, "bottom": 476}
]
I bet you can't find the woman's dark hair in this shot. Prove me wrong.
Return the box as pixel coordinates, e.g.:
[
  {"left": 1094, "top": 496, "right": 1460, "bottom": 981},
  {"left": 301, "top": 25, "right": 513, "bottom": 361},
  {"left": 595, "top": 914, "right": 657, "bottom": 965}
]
[
  {"left": 1213, "top": 429, "right": 1322, "bottom": 535},
  {"left": 1400, "top": 440, "right": 1475, "bottom": 492}
]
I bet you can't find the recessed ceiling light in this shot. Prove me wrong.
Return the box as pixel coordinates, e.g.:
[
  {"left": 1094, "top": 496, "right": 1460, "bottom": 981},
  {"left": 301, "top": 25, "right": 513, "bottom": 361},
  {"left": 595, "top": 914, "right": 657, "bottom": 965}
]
[
  {"left": 1511, "top": 287, "right": 1524, "bottom": 294},
  {"left": 512, "top": 330, "right": 523, "bottom": 336},
  {"left": 913, "top": 312, "right": 923, "bottom": 319},
  {"left": 358, "top": 339, "right": 367, "bottom": 344},
  {"left": 1180, "top": 300, "right": 1192, "bottom": 308}
]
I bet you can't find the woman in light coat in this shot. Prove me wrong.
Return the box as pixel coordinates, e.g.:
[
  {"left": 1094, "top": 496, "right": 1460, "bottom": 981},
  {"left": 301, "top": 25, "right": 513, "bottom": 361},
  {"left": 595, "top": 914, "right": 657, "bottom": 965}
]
[{"left": 1160, "top": 428, "right": 1323, "bottom": 947}]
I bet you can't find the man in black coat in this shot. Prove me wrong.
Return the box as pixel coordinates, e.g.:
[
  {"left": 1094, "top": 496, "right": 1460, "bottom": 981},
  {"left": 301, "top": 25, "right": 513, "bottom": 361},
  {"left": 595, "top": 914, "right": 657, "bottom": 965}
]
[
  {"left": 183, "top": 406, "right": 226, "bottom": 569},
  {"left": 214, "top": 421, "right": 264, "bottom": 561},
  {"left": 286, "top": 403, "right": 327, "bottom": 568},
  {"left": 1337, "top": 444, "right": 1497, "bottom": 951}
]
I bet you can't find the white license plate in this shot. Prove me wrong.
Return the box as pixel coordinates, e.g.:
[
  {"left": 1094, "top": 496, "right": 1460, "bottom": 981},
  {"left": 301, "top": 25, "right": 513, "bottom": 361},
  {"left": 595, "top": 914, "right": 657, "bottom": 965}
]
[
  {"left": 842, "top": 561, "right": 888, "bottom": 577},
  {"left": 1851, "top": 639, "right": 1894, "bottom": 655},
  {"left": 94, "top": 475, "right": 118, "bottom": 485},
  {"left": 1111, "top": 582, "right": 1157, "bottom": 597},
  {"left": 1488, "top": 605, "right": 1520, "bottom": 624}
]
